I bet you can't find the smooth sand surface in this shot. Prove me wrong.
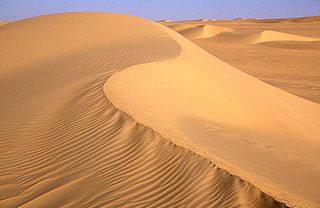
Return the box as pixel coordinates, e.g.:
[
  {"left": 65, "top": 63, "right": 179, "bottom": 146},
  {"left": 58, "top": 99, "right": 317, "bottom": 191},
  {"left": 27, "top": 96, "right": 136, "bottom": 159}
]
[
  {"left": 162, "top": 16, "right": 320, "bottom": 103},
  {"left": 0, "top": 13, "right": 289, "bottom": 207},
  {"left": 0, "top": 21, "right": 8, "bottom": 26},
  {"left": 172, "top": 25, "right": 234, "bottom": 39},
  {"left": 107, "top": 17, "right": 320, "bottom": 207}
]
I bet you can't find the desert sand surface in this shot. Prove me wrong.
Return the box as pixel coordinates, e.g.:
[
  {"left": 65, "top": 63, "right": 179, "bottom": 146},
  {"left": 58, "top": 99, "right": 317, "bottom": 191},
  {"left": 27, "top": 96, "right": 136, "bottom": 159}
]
[
  {"left": 162, "top": 16, "right": 320, "bottom": 103},
  {"left": 0, "top": 12, "right": 319, "bottom": 208},
  {"left": 0, "top": 21, "right": 8, "bottom": 26}
]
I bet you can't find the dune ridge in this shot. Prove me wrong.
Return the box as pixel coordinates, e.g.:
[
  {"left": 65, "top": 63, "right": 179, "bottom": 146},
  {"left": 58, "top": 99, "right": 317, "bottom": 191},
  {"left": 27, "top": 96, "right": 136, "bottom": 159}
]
[
  {"left": 0, "top": 21, "right": 7, "bottom": 26},
  {"left": 0, "top": 72, "right": 285, "bottom": 208},
  {"left": 257, "top": 16, "right": 320, "bottom": 23},
  {"left": 178, "top": 27, "right": 319, "bottom": 44},
  {"left": 0, "top": 12, "right": 287, "bottom": 207},
  {"left": 255, "top": 30, "right": 319, "bottom": 43},
  {"left": 106, "top": 14, "right": 320, "bottom": 208},
  {"left": 232, "top": 16, "right": 320, "bottom": 23},
  {"left": 163, "top": 18, "right": 320, "bottom": 104},
  {"left": 168, "top": 19, "right": 320, "bottom": 45},
  {"left": 178, "top": 25, "right": 234, "bottom": 39}
]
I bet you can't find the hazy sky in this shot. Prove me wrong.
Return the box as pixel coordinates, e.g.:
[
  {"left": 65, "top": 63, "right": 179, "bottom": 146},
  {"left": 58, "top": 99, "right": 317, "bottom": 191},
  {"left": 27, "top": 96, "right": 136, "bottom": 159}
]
[{"left": 1, "top": 0, "right": 319, "bottom": 21}]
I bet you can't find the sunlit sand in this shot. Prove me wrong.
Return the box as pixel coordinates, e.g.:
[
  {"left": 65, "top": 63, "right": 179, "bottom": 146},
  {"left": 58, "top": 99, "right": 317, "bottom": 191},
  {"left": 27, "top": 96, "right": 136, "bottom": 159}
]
[{"left": 0, "top": 13, "right": 319, "bottom": 207}]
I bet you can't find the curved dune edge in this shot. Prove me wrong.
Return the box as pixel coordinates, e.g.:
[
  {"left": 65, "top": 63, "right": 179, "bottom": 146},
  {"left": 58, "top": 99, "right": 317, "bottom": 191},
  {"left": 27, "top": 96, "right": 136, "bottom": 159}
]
[
  {"left": 204, "top": 30, "right": 319, "bottom": 44},
  {"left": 0, "top": 12, "right": 286, "bottom": 208},
  {"left": 255, "top": 30, "right": 320, "bottom": 43},
  {"left": 105, "top": 14, "right": 320, "bottom": 208},
  {"left": 0, "top": 72, "right": 286, "bottom": 208},
  {"left": 179, "top": 25, "right": 234, "bottom": 39},
  {"left": 0, "top": 12, "right": 299, "bottom": 207}
]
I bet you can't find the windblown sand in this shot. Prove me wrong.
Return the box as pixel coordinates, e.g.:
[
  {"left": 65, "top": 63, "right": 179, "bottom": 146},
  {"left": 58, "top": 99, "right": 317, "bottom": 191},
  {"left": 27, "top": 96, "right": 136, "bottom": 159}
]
[
  {"left": 162, "top": 16, "right": 320, "bottom": 103},
  {"left": 0, "top": 13, "right": 319, "bottom": 207}
]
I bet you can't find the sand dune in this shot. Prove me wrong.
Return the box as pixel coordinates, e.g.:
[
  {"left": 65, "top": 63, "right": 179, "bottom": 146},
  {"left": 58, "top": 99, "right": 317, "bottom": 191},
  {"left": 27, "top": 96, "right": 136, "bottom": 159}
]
[
  {"left": 257, "top": 16, "right": 320, "bottom": 23},
  {"left": 178, "top": 27, "right": 319, "bottom": 44},
  {"left": 168, "top": 23, "right": 196, "bottom": 31},
  {"left": 289, "top": 16, "right": 320, "bottom": 23},
  {"left": 0, "top": 12, "right": 289, "bottom": 207},
  {"left": 178, "top": 25, "right": 234, "bottom": 39},
  {"left": 0, "top": 21, "right": 8, "bottom": 26},
  {"left": 210, "top": 30, "right": 260, "bottom": 43},
  {"left": 232, "top": 16, "right": 320, "bottom": 23},
  {"left": 107, "top": 18, "right": 320, "bottom": 208},
  {"left": 168, "top": 18, "right": 320, "bottom": 44},
  {"left": 255, "top": 30, "right": 319, "bottom": 43},
  {"left": 163, "top": 17, "right": 320, "bottom": 103},
  {"left": 233, "top": 17, "right": 259, "bottom": 21},
  {"left": 259, "top": 40, "right": 320, "bottom": 50},
  {"left": 159, "top": 19, "right": 172, "bottom": 23}
]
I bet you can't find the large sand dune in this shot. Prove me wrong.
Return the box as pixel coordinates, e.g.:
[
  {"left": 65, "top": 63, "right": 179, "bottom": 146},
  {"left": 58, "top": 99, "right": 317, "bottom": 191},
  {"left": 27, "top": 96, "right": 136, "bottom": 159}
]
[
  {"left": 0, "top": 12, "right": 290, "bottom": 207},
  {"left": 106, "top": 20, "right": 320, "bottom": 207}
]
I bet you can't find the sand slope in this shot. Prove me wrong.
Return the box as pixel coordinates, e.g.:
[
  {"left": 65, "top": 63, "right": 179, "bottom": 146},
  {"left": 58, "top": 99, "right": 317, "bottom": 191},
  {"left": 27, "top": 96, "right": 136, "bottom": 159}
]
[
  {"left": 163, "top": 17, "right": 320, "bottom": 103},
  {"left": 232, "top": 16, "right": 320, "bottom": 23},
  {"left": 106, "top": 17, "right": 320, "bottom": 208},
  {"left": 255, "top": 30, "right": 319, "bottom": 43},
  {"left": 178, "top": 25, "right": 234, "bottom": 39},
  {"left": 0, "top": 13, "right": 287, "bottom": 207},
  {"left": 0, "top": 21, "right": 7, "bottom": 26},
  {"left": 258, "top": 16, "right": 320, "bottom": 23},
  {"left": 179, "top": 27, "right": 319, "bottom": 44}
]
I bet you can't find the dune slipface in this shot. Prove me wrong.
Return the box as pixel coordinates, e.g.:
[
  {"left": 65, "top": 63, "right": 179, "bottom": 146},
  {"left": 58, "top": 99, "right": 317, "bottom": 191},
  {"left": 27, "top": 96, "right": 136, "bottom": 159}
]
[
  {"left": 0, "top": 13, "right": 288, "bottom": 207},
  {"left": 106, "top": 15, "right": 320, "bottom": 208}
]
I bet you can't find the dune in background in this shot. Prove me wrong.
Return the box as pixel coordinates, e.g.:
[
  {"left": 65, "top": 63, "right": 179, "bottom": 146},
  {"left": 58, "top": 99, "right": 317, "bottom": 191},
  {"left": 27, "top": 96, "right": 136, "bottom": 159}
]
[
  {"left": 0, "top": 13, "right": 290, "bottom": 208},
  {"left": 162, "top": 16, "right": 320, "bottom": 103},
  {"left": 0, "top": 21, "right": 8, "bottom": 26},
  {"left": 170, "top": 24, "right": 234, "bottom": 39}
]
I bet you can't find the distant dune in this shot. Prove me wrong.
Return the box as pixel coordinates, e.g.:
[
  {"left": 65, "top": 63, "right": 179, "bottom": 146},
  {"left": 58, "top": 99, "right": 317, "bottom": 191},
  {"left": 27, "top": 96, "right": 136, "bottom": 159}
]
[
  {"left": 174, "top": 25, "right": 234, "bottom": 39},
  {"left": 257, "top": 16, "right": 320, "bottom": 23},
  {"left": 0, "top": 21, "right": 8, "bottom": 26},
  {"left": 163, "top": 16, "right": 320, "bottom": 103},
  {"left": 206, "top": 29, "right": 319, "bottom": 44},
  {"left": 159, "top": 19, "right": 172, "bottom": 23},
  {"left": 255, "top": 30, "right": 319, "bottom": 43},
  {"left": 233, "top": 16, "right": 320, "bottom": 23},
  {"left": 1, "top": 13, "right": 320, "bottom": 208}
]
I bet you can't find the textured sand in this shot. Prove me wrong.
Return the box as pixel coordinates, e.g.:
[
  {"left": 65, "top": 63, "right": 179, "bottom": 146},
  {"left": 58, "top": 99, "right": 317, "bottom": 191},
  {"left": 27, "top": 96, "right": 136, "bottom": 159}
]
[
  {"left": 162, "top": 16, "right": 320, "bottom": 103},
  {"left": 107, "top": 18, "right": 320, "bottom": 207},
  {"left": 0, "top": 13, "right": 288, "bottom": 208},
  {"left": 0, "top": 21, "right": 8, "bottom": 26}
]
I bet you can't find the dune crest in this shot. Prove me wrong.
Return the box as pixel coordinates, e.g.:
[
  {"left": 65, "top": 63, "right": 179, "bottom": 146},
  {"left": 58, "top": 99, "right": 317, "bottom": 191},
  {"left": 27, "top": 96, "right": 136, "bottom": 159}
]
[
  {"left": 201, "top": 29, "right": 319, "bottom": 44},
  {"left": 106, "top": 15, "right": 320, "bottom": 208},
  {"left": 0, "top": 21, "right": 8, "bottom": 26},
  {"left": 164, "top": 18, "right": 320, "bottom": 104},
  {"left": 159, "top": 19, "right": 172, "bottom": 23},
  {"left": 0, "top": 12, "right": 287, "bottom": 207},
  {"left": 168, "top": 24, "right": 196, "bottom": 31},
  {"left": 255, "top": 30, "right": 319, "bottom": 43},
  {"left": 178, "top": 25, "right": 234, "bottom": 39},
  {"left": 258, "top": 16, "right": 320, "bottom": 23}
]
